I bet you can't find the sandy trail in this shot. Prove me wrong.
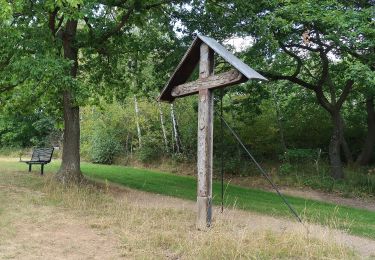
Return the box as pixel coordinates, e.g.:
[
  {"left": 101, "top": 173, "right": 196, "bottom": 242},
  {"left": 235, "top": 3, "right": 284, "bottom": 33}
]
[
  {"left": 0, "top": 186, "right": 121, "bottom": 260},
  {"left": 280, "top": 187, "right": 375, "bottom": 211},
  {"left": 110, "top": 185, "right": 375, "bottom": 258}
]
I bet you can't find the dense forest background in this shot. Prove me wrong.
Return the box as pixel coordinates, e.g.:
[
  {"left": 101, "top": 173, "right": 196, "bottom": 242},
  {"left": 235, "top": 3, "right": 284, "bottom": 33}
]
[
  {"left": 0, "top": 0, "right": 374, "bottom": 191},
  {"left": 1, "top": 79, "right": 372, "bottom": 169}
]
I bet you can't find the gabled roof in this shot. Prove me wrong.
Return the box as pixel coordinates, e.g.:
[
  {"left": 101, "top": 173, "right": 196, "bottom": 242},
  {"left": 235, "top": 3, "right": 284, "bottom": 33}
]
[{"left": 158, "top": 35, "right": 267, "bottom": 102}]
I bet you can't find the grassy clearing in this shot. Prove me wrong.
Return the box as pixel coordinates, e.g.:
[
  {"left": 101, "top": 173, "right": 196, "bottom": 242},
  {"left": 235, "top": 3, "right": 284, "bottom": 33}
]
[
  {"left": 3, "top": 158, "right": 375, "bottom": 240},
  {"left": 0, "top": 167, "right": 360, "bottom": 259}
]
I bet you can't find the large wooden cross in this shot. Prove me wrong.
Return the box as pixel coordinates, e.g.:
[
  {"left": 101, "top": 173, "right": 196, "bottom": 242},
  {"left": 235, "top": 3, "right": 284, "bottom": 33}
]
[{"left": 158, "top": 35, "right": 266, "bottom": 229}]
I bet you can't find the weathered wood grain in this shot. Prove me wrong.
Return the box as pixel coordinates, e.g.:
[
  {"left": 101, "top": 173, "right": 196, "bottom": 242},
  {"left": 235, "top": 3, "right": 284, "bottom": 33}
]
[
  {"left": 171, "top": 69, "right": 245, "bottom": 98},
  {"left": 196, "top": 43, "right": 214, "bottom": 230}
]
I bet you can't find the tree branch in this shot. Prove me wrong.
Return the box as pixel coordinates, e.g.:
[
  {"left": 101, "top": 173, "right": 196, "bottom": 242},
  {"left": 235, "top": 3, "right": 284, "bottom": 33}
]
[
  {"left": 317, "top": 47, "right": 330, "bottom": 88},
  {"left": 318, "top": 48, "right": 337, "bottom": 104},
  {"left": 83, "top": 16, "right": 94, "bottom": 38},
  {"left": 48, "top": 8, "right": 59, "bottom": 36},
  {"left": 259, "top": 71, "right": 317, "bottom": 91},
  {"left": 92, "top": 0, "right": 179, "bottom": 45},
  {"left": 310, "top": 28, "right": 334, "bottom": 53},
  {"left": 143, "top": 0, "right": 177, "bottom": 9},
  {"left": 336, "top": 80, "right": 354, "bottom": 109},
  {"left": 303, "top": 64, "right": 319, "bottom": 81},
  {"left": 97, "top": 7, "right": 134, "bottom": 43},
  {"left": 284, "top": 43, "right": 320, "bottom": 52},
  {"left": 55, "top": 15, "right": 64, "bottom": 34},
  {"left": 0, "top": 84, "right": 17, "bottom": 93},
  {"left": 314, "top": 87, "right": 334, "bottom": 112},
  {"left": 279, "top": 41, "right": 303, "bottom": 78},
  {"left": 260, "top": 69, "right": 334, "bottom": 112},
  {"left": 0, "top": 76, "right": 28, "bottom": 93},
  {"left": 0, "top": 54, "right": 13, "bottom": 71}
]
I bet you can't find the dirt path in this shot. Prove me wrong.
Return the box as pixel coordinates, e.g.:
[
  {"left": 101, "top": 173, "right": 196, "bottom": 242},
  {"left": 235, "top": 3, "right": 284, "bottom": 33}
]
[
  {"left": 110, "top": 185, "right": 375, "bottom": 258},
  {"left": 280, "top": 187, "right": 375, "bottom": 211},
  {"left": 0, "top": 213, "right": 121, "bottom": 260},
  {"left": 0, "top": 187, "right": 122, "bottom": 260}
]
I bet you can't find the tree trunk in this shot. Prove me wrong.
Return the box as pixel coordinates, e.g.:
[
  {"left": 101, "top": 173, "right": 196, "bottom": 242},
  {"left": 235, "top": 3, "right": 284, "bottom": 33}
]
[
  {"left": 125, "top": 132, "right": 130, "bottom": 156},
  {"left": 329, "top": 110, "right": 345, "bottom": 179},
  {"left": 56, "top": 19, "right": 83, "bottom": 183},
  {"left": 341, "top": 137, "right": 353, "bottom": 163},
  {"left": 357, "top": 97, "right": 375, "bottom": 165},
  {"left": 57, "top": 91, "right": 82, "bottom": 182},
  {"left": 271, "top": 87, "right": 287, "bottom": 154},
  {"left": 158, "top": 102, "right": 169, "bottom": 152},
  {"left": 171, "top": 126, "right": 175, "bottom": 153},
  {"left": 134, "top": 95, "right": 142, "bottom": 148},
  {"left": 339, "top": 116, "right": 353, "bottom": 163},
  {"left": 170, "top": 103, "right": 182, "bottom": 153}
]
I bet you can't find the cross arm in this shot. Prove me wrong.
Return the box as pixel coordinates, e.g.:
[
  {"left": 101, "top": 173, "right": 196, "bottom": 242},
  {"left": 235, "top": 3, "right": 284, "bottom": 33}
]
[{"left": 171, "top": 69, "right": 246, "bottom": 98}]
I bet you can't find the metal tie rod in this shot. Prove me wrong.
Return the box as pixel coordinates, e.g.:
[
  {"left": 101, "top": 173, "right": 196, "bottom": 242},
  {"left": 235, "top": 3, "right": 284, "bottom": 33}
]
[{"left": 215, "top": 110, "right": 302, "bottom": 223}]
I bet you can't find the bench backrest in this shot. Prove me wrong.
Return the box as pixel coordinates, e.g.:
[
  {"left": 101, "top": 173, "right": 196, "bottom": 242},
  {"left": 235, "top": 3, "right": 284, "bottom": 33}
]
[{"left": 31, "top": 147, "right": 54, "bottom": 162}]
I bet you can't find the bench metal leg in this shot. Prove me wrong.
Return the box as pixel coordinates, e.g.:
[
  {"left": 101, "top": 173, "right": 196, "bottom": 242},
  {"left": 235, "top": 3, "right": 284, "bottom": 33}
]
[
  {"left": 28, "top": 164, "right": 32, "bottom": 172},
  {"left": 41, "top": 164, "right": 44, "bottom": 175}
]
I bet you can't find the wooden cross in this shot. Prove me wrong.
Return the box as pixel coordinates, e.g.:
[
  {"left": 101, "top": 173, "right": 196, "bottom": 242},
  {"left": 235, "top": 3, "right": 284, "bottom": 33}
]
[{"left": 158, "top": 35, "right": 266, "bottom": 229}]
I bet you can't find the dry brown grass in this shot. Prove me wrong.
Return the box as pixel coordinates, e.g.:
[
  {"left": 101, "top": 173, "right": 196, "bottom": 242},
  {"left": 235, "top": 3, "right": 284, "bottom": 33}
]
[
  {"left": 0, "top": 170, "right": 367, "bottom": 259},
  {"left": 43, "top": 183, "right": 358, "bottom": 259}
]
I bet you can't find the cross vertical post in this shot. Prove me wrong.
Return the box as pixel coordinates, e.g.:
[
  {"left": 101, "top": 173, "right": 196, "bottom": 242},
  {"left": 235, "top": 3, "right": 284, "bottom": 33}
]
[{"left": 196, "top": 43, "right": 214, "bottom": 230}]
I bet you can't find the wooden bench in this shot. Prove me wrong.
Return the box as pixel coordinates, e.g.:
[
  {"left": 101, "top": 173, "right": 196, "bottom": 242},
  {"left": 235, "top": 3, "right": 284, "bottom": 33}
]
[{"left": 20, "top": 147, "right": 54, "bottom": 175}]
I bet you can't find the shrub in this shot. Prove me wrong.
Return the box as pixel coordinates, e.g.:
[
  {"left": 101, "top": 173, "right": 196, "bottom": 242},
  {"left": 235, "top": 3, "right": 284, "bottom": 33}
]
[
  {"left": 136, "top": 134, "right": 164, "bottom": 163},
  {"left": 91, "top": 128, "right": 123, "bottom": 164},
  {"left": 283, "top": 148, "right": 320, "bottom": 163},
  {"left": 279, "top": 162, "right": 294, "bottom": 175}
]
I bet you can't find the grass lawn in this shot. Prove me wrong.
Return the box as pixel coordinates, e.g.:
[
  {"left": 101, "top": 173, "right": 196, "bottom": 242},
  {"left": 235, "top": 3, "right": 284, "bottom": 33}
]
[{"left": 3, "top": 159, "right": 375, "bottom": 240}]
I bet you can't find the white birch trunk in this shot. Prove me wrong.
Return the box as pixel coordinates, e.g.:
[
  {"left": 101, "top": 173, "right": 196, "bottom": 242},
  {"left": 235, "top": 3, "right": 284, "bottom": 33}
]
[
  {"left": 134, "top": 95, "right": 142, "bottom": 148},
  {"left": 158, "top": 102, "right": 169, "bottom": 152},
  {"left": 170, "top": 103, "right": 182, "bottom": 153}
]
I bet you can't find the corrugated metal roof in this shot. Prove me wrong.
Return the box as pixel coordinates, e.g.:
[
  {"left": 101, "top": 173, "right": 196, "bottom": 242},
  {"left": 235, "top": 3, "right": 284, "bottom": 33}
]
[{"left": 158, "top": 35, "right": 267, "bottom": 102}]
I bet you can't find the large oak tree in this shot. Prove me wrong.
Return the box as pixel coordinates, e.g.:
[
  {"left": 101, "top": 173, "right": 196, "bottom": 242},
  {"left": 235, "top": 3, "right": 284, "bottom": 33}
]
[{"left": 0, "top": 0, "right": 183, "bottom": 183}]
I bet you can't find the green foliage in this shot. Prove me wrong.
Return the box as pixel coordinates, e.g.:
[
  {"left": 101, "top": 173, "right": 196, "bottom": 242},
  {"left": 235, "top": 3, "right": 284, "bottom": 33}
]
[
  {"left": 275, "top": 162, "right": 375, "bottom": 196},
  {"left": 0, "top": 0, "right": 373, "bottom": 182},
  {"left": 0, "top": 0, "right": 12, "bottom": 20},
  {"left": 284, "top": 149, "right": 320, "bottom": 163},
  {"left": 176, "top": 0, "right": 375, "bottom": 174},
  {"left": 279, "top": 163, "right": 294, "bottom": 176},
  {"left": 0, "top": 110, "right": 58, "bottom": 147},
  {"left": 136, "top": 133, "right": 164, "bottom": 163},
  {"left": 81, "top": 103, "right": 128, "bottom": 164},
  {"left": 91, "top": 127, "right": 123, "bottom": 165}
]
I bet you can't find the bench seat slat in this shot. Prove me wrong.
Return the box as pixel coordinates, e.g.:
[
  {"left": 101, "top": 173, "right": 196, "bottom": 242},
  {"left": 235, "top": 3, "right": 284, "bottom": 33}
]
[{"left": 22, "top": 147, "right": 54, "bottom": 175}]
